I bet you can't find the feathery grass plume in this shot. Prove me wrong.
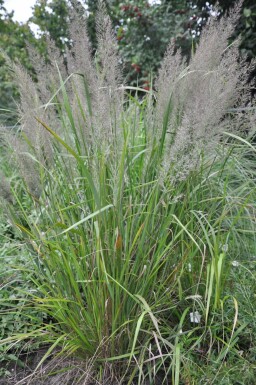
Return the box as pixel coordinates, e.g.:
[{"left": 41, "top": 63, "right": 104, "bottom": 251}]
[
  {"left": 95, "top": 0, "right": 124, "bottom": 118},
  {"left": 155, "top": 0, "right": 255, "bottom": 181},
  {"left": 94, "top": 0, "right": 124, "bottom": 180},
  {"left": 17, "top": 70, "right": 52, "bottom": 194},
  {"left": 26, "top": 43, "right": 53, "bottom": 106},
  {"left": 1, "top": 55, "right": 53, "bottom": 196},
  {"left": 96, "top": 0, "right": 123, "bottom": 90},
  {"left": 154, "top": 41, "right": 186, "bottom": 140},
  {"left": 66, "top": 2, "right": 101, "bottom": 157},
  {"left": 26, "top": 38, "right": 70, "bottom": 155},
  {"left": 67, "top": 0, "right": 123, "bottom": 151},
  {"left": 65, "top": 0, "right": 125, "bottom": 192},
  {"left": 27, "top": 37, "right": 68, "bottom": 108},
  {"left": 67, "top": 4, "right": 98, "bottom": 108}
]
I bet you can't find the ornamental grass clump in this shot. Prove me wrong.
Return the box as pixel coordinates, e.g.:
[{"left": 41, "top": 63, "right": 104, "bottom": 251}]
[{"left": 1, "top": 1, "right": 256, "bottom": 384}]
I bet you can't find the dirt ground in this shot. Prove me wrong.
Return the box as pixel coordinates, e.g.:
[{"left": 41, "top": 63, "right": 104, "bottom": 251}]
[{"left": 0, "top": 348, "right": 96, "bottom": 385}]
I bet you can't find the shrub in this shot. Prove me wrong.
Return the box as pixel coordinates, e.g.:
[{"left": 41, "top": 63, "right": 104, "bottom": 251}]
[{"left": 0, "top": 1, "right": 255, "bottom": 384}]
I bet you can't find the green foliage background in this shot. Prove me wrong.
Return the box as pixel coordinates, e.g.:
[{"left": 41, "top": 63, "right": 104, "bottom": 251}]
[{"left": 0, "top": 1, "right": 36, "bottom": 125}]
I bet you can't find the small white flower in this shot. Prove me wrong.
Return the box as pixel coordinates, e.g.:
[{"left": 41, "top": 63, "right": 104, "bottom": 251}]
[
  {"left": 187, "top": 263, "right": 192, "bottom": 272},
  {"left": 190, "top": 311, "right": 201, "bottom": 324},
  {"left": 222, "top": 243, "right": 228, "bottom": 253},
  {"left": 232, "top": 260, "right": 239, "bottom": 267},
  {"left": 186, "top": 294, "right": 202, "bottom": 300}
]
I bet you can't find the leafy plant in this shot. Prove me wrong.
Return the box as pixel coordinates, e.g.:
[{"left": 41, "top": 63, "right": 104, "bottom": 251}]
[{"left": 0, "top": 175, "right": 45, "bottom": 377}]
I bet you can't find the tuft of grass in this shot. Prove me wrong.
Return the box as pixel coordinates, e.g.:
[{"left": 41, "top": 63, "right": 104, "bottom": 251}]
[{"left": 0, "top": 1, "right": 255, "bottom": 384}]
